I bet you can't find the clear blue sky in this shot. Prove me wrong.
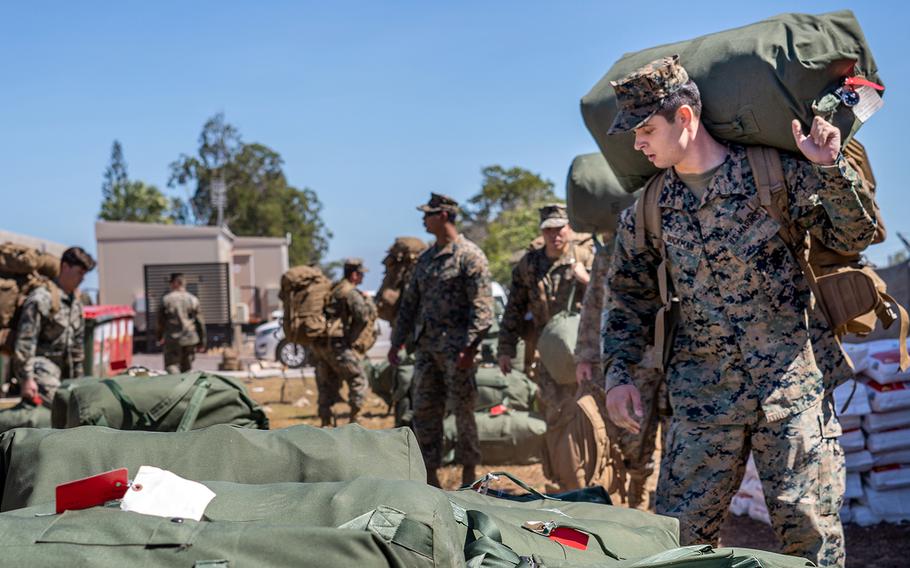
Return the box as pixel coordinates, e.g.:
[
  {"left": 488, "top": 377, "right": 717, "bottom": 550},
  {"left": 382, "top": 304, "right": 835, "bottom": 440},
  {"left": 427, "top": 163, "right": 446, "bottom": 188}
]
[{"left": 2, "top": 1, "right": 907, "bottom": 292}]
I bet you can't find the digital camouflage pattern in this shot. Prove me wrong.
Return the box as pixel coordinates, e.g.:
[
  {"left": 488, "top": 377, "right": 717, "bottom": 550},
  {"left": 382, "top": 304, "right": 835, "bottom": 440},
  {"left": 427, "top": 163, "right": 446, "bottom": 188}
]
[
  {"left": 157, "top": 289, "right": 205, "bottom": 374},
  {"left": 658, "top": 399, "right": 845, "bottom": 566},
  {"left": 603, "top": 142, "right": 873, "bottom": 566},
  {"left": 391, "top": 233, "right": 492, "bottom": 470},
  {"left": 608, "top": 54, "right": 689, "bottom": 134},
  {"left": 604, "top": 145, "right": 874, "bottom": 423},
  {"left": 416, "top": 192, "right": 460, "bottom": 214},
  {"left": 14, "top": 281, "right": 84, "bottom": 393},
  {"left": 391, "top": 234, "right": 493, "bottom": 355},
  {"left": 575, "top": 237, "right": 662, "bottom": 508},
  {"left": 538, "top": 203, "right": 570, "bottom": 229},
  {"left": 312, "top": 278, "right": 374, "bottom": 421},
  {"left": 412, "top": 350, "right": 480, "bottom": 469}
]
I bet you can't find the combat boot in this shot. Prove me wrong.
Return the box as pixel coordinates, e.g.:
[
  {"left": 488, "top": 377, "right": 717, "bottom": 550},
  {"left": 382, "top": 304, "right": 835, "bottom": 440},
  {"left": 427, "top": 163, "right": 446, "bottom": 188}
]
[
  {"left": 319, "top": 413, "right": 335, "bottom": 428},
  {"left": 349, "top": 409, "right": 363, "bottom": 426},
  {"left": 461, "top": 465, "right": 476, "bottom": 487}
]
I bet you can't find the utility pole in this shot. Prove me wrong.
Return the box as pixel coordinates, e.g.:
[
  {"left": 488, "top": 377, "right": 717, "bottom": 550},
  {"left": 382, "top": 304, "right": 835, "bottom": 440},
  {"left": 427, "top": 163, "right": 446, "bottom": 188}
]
[{"left": 211, "top": 177, "right": 227, "bottom": 228}]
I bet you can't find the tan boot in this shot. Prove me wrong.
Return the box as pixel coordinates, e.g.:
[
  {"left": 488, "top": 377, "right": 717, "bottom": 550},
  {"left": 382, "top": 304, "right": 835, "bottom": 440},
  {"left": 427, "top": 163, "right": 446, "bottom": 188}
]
[{"left": 319, "top": 413, "right": 334, "bottom": 428}]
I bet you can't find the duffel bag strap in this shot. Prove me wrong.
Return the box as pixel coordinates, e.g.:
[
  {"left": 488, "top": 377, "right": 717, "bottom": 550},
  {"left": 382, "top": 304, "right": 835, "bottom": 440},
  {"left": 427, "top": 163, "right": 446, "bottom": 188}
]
[
  {"left": 455, "top": 507, "right": 532, "bottom": 568},
  {"left": 522, "top": 520, "right": 621, "bottom": 560},
  {"left": 101, "top": 379, "right": 152, "bottom": 428},
  {"left": 464, "top": 471, "right": 551, "bottom": 501},
  {"left": 146, "top": 372, "right": 207, "bottom": 423},
  {"left": 880, "top": 292, "right": 910, "bottom": 371},
  {"left": 175, "top": 377, "right": 213, "bottom": 432}
]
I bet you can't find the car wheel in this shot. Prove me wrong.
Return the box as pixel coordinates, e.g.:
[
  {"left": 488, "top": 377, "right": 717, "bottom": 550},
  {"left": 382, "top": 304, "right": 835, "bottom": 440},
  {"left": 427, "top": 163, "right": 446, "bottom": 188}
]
[{"left": 276, "top": 339, "right": 307, "bottom": 368}]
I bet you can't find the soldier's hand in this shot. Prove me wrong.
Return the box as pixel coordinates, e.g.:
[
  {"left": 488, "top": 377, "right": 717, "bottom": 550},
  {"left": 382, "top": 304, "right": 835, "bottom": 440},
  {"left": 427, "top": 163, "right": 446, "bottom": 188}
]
[
  {"left": 606, "top": 384, "right": 643, "bottom": 434},
  {"left": 456, "top": 348, "right": 475, "bottom": 370},
  {"left": 572, "top": 262, "right": 590, "bottom": 285},
  {"left": 20, "top": 378, "right": 38, "bottom": 402},
  {"left": 387, "top": 349, "right": 401, "bottom": 367},
  {"left": 497, "top": 354, "right": 512, "bottom": 375},
  {"left": 575, "top": 361, "right": 592, "bottom": 385},
  {"left": 792, "top": 117, "right": 840, "bottom": 166}
]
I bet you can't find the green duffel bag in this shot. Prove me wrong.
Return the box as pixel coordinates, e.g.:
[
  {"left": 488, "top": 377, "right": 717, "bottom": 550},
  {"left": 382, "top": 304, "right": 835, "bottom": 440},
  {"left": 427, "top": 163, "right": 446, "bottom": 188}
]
[
  {"left": 444, "top": 409, "right": 546, "bottom": 466},
  {"left": 607, "top": 545, "right": 814, "bottom": 568},
  {"left": 538, "top": 310, "right": 581, "bottom": 385},
  {"left": 0, "top": 423, "right": 427, "bottom": 511},
  {"left": 581, "top": 10, "right": 883, "bottom": 192},
  {"left": 55, "top": 372, "right": 268, "bottom": 432},
  {"left": 566, "top": 152, "right": 641, "bottom": 235},
  {"left": 369, "top": 356, "right": 417, "bottom": 427},
  {"left": 0, "top": 402, "right": 50, "bottom": 434},
  {"left": 474, "top": 365, "right": 538, "bottom": 412},
  {"left": 449, "top": 477, "right": 679, "bottom": 566},
  {"left": 2, "top": 477, "right": 463, "bottom": 568}
]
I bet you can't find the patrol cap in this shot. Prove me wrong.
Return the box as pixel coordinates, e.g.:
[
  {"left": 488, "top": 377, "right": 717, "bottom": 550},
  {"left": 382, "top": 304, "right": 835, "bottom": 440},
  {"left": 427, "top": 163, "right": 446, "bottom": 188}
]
[
  {"left": 343, "top": 257, "right": 368, "bottom": 273},
  {"left": 608, "top": 55, "right": 689, "bottom": 135},
  {"left": 539, "top": 203, "right": 569, "bottom": 229},
  {"left": 416, "top": 192, "right": 459, "bottom": 214}
]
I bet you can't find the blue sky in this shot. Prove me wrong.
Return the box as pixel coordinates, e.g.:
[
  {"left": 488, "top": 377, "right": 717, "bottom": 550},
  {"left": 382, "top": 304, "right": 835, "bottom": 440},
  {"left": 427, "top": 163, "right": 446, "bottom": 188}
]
[{"left": 1, "top": 1, "right": 907, "bottom": 291}]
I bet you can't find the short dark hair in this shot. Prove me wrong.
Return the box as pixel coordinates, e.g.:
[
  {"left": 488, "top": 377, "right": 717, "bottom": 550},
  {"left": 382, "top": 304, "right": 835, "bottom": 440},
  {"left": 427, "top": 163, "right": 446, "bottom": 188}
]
[
  {"left": 443, "top": 210, "right": 458, "bottom": 224},
  {"left": 61, "top": 247, "right": 95, "bottom": 271},
  {"left": 655, "top": 80, "right": 702, "bottom": 123},
  {"left": 170, "top": 273, "right": 185, "bottom": 286},
  {"left": 343, "top": 265, "right": 360, "bottom": 279}
]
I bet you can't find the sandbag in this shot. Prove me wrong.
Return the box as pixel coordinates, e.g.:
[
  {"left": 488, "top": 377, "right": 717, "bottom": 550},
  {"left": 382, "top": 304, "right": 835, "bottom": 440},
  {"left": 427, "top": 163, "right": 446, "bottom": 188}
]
[
  {"left": 567, "top": 152, "right": 641, "bottom": 234},
  {"left": 444, "top": 409, "right": 546, "bottom": 466},
  {"left": 581, "top": 10, "right": 883, "bottom": 192},
  {"left": 0, "top": 423, "right": 427, "bottom": 511},
  {"left": 56, "top": 372, "right": 268, "bottom": 432},
  {"left": 537, "top": 310, "right": 581, "bottom": 385},
  {"left": 279, "top": 265, "right": 335, "bottom": 345}
]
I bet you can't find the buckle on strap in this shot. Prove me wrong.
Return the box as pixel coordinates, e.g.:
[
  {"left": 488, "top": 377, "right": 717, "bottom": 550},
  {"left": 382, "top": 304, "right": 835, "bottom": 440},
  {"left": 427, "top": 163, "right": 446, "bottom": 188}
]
[{"left": 522, "top": 520, "right": 557, "bottom": 536}]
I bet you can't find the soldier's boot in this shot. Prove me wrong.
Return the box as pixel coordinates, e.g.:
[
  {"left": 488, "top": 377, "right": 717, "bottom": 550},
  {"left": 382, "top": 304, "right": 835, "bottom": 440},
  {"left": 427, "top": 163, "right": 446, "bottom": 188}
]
[
  {"left": 461, "top": 465, "right": 477, "bottom": 487},
  {"left": 627, "top": 471, "right": 651, "bottom": 511},
  {"left": 319, "top": 411, "right": 335, "bottom": 428},
  {"left": 427, "top": 469, "right": 441, "bottom": 488}
]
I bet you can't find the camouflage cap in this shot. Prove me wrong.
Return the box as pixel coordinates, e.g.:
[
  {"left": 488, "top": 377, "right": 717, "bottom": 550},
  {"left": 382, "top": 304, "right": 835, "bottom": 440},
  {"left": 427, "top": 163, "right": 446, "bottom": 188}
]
[
  {"left": 23, "top": 356, "right": 61, "bottom": 398},
  {"left": 539, "top": 203, "right": 569, "bottom": 229},
  {"left": 343, "top": 257, "right": 368, "bottom": 273},
  {"left": 416, "top": 192, "right": 460, "bottom": 214},
  {"left": 607, "top": 55, "right": 689, "bottom": 135}
]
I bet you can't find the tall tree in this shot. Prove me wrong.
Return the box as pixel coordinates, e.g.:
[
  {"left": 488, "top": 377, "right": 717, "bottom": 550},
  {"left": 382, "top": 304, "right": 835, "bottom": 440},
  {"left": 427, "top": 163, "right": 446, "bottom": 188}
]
[
  {"left": 99, "top": 140, "right": 182, "bottom": 223},
  {"left": 168, "top": 113, "right": 331, "bottom": 265},
  {"left": 463, "top": 165, "right": 558, "bottom": 283}
]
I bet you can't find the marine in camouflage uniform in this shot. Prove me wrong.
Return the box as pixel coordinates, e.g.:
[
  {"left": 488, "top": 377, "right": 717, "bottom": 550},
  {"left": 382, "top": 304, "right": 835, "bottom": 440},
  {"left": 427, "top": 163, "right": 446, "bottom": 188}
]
[
  {"left": 311, "top": 258, "right": 374, "bottom": 426},
  {"left": 603, "top": 56, "right": 875, "bottom": 566},
  {"left": 157, "top": 273, "right": 206, "bottom": 374},
  {"left": 14, "top": 247, "right": 96, "bottom": 400},
  {"left": 390, "top": 193, "right": 493, "bottom": 486},
  {"left": 497, "top": 204, "right": 593, "bottom": 422},
  {"left": 574, "top": 235, "right": 663, "bottom": 510}
]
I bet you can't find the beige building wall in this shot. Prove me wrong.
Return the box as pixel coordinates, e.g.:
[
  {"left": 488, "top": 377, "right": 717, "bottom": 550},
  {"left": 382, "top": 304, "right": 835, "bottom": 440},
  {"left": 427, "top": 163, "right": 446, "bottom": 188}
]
[
  {"left": 233, "top": 236, "right": 289, "bottom": 321},
  {"left": 95, "top": 221, "right": 235, "bottom": 307}
]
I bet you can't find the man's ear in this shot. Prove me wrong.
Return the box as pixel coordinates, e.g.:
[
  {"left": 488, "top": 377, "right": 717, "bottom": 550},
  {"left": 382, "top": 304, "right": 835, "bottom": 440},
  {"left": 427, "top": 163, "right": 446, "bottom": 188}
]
[{"left": 677, "top": 105, "right": 695, "bottom": 130}]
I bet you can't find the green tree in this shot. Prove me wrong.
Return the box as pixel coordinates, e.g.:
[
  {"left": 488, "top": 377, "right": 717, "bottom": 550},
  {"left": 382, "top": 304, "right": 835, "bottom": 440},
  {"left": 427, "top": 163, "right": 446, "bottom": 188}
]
[
  {"left": 463, "top": 165, "right": 558, "bottom": 283},
  {"left": 99, "top": 141, "right": 182, "bottom": 223},
  {"left": 168, "top": 113, "right": 331, "bottom": 265}
]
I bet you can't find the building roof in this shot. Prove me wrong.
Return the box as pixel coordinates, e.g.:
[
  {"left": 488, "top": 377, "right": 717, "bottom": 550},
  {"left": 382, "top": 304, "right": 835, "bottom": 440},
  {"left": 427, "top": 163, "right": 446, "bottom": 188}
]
[
  {"left": 95, "top": 221, "right": 236, "bottom": 242},
  {"left": 233, "top": 235, "right": 289, "bottom": 248}
]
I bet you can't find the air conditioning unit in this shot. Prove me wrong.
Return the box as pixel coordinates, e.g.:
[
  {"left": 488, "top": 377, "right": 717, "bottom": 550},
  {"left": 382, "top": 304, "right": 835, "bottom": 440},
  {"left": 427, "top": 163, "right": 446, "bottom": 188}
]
[{"left": 234, "top": 303, "right": 250, "bottom": 324}]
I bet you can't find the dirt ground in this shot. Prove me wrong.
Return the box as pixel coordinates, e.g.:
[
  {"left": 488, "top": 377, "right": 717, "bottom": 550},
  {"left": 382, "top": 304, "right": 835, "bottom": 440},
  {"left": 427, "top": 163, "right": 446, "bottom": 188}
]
[{"left": 252, "top": 372, "right": 910, "bottom": 568}]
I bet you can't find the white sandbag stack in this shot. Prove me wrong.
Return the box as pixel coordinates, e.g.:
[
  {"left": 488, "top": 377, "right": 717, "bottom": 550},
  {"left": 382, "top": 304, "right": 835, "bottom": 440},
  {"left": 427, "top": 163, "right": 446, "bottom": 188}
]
[{"left": 843, "top": 340, "right": 910, "bottom": 525}]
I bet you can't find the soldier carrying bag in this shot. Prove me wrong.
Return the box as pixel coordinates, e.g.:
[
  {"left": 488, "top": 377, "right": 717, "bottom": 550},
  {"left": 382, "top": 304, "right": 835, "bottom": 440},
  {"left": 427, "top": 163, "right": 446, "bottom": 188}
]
[
  {"left": 279, "top": 265, "right": 337, "bottom": 345},
  {"left": 376, "top": 237, "right": 427, "bottom": 323},
  {"left": 635, "top": 140, "right": 908, "bottom": 374}
]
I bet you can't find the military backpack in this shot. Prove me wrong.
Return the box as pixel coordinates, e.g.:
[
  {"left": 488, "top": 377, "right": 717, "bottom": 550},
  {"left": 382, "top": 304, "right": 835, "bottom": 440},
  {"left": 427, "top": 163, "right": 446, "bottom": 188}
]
[
  {"left": 376, "top": 236, "right": 428, "bottom": 323},
  {"left": 279, "top": 265, "right": 336, "bottom": 345}
]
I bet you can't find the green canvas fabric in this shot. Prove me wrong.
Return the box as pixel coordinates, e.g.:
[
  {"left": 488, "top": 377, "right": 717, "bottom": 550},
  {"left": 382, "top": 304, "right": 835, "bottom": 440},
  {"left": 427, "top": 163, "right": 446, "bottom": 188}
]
[
  {"left": 537, "top": 311, "right": 581, "bottom": 385},
  {"left": 449, "top": 487, "right": 679, "bottom": 566},
  {"left": 608, "top": 545, "right": 814, "bottom": 568},
  {"left": 566, "top": 153, "right": 641, "bottom": 234},
  {"left": 54, "top": 372, "right": 268, "bottom": 432},
  {"left": 3, "top": 477, "right": 463, "bottom": 568},
  {"left": 473, "top": 366, "right": 538, "bottom": 412},
  {"left": 0, "top": 423, "right": 427, "bottom": 511},
  {"left": 0, "top": 402, "right": 50, "bottom": 434},
  {"left": 581, "top": 10, "right": 883, "bottom": 192},
  {"left": 444, "top": 410, "right": 547, "bottom": 466}
]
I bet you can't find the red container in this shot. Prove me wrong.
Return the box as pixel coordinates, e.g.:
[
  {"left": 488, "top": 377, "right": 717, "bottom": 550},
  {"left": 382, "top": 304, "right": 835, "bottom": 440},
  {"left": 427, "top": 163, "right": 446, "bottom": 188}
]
[{"left": 83, "top": 305, "right": 135, "bottom": 377}]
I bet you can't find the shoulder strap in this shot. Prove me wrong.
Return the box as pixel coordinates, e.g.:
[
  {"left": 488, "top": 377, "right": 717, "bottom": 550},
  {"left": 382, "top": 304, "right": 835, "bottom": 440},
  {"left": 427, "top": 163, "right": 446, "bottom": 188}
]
[{"left": 634, "top": 172, "right": 667, "bottom": 253}]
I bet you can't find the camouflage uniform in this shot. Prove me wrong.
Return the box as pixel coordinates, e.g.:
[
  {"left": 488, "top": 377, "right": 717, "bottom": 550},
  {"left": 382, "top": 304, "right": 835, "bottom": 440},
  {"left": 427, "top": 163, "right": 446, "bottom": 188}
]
[
  {"left": 312, "top": 262, "right": 373, "bottom": 423},
  {"left": 392, "top": 194, "right": 493, "bottom": 470},
  {"left": 498, "top": 205, "right": 594, "bottom": 422},
  {"left": 602, "top": 57, "right": 876, "bottom": 566},
  {"left": 574, "top": 236, "right": 663, "bottom": 509},
  {"left": 13, "top": 280, "right": 83, "bottom": 398},
  {"left": 157, "top": 289, "right": 205, "bottom": 374}
]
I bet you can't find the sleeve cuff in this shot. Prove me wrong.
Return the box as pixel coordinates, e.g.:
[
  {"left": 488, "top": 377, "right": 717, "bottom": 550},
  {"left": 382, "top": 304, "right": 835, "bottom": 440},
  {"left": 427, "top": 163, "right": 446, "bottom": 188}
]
[{"left": 604, "top": 360, "right": 634, "bottom": 391}]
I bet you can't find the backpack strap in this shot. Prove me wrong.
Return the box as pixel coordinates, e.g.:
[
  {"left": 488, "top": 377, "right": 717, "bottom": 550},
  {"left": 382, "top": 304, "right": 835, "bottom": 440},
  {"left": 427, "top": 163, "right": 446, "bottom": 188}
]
[{"left": 633, "top": 172, "right": 676, "bottom": 372}]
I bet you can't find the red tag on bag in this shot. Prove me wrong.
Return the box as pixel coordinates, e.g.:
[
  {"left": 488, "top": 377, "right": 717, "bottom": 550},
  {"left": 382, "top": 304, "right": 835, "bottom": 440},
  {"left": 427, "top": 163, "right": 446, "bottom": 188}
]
[
  {"left": 489, "top": 404, "right": 508, "bottom": 416},
  {"left": 549, "top": 527, "right": 589, "bottom": 550},
  {"left": 844, "top": 76, "right": 885, "bottom": 91},
  {"left": 55, "top": 468, "right": 129, "bottom": 514}
]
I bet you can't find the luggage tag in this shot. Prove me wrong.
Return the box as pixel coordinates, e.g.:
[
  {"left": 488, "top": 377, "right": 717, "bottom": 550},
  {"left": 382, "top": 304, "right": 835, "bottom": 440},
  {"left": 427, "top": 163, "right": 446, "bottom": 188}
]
[
  {"left": 838, "top": 77, "right": 885, "bottom": 123},
  {"left": 522, "top": 520, "right": 590, "bottom": 551},
  {"left": 55, "top": 468, "right": 129, "bottom": 514},
  {"left": 119, "top": 465, "right": 216, "bottom": 521},
  {"left": 489, "top": 404, "right": 508, "bottom": 416}
]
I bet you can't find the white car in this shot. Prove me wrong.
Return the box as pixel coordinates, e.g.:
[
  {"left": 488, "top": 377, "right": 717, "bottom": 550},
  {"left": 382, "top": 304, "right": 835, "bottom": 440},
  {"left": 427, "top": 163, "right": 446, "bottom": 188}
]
[{"left": 254, "top": 311, "right": 307, "bottom": 368}]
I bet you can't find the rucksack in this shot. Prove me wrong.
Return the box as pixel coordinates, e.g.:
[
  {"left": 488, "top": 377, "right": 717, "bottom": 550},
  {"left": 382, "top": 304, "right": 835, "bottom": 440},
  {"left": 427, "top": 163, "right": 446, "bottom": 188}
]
[
  {"left": 566, "top": 152, "right": 641, "bottom": 234},
  {"left": 329, "top": 279, "right": 379, "bottom": 353},
  {"left": 541, "top": 393, "right": 609, "bottom": 490},
  {"left": 0, "top": 273, "right": 60, "bottom": 357},
  {"left": 635, "top": 141, "right": 908, "bottom": 376},
  {"left": 0, "top": 242, "right": 39, "bottom": 275},
  {"left": 376, "top": 236, "right": 427, "bottom": 322},
  {"left": 279, "top": 265, "right": 336, "bottom": 345},
  {"left": 582, "top": 10, "right": 883, "bottom": 193}
]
